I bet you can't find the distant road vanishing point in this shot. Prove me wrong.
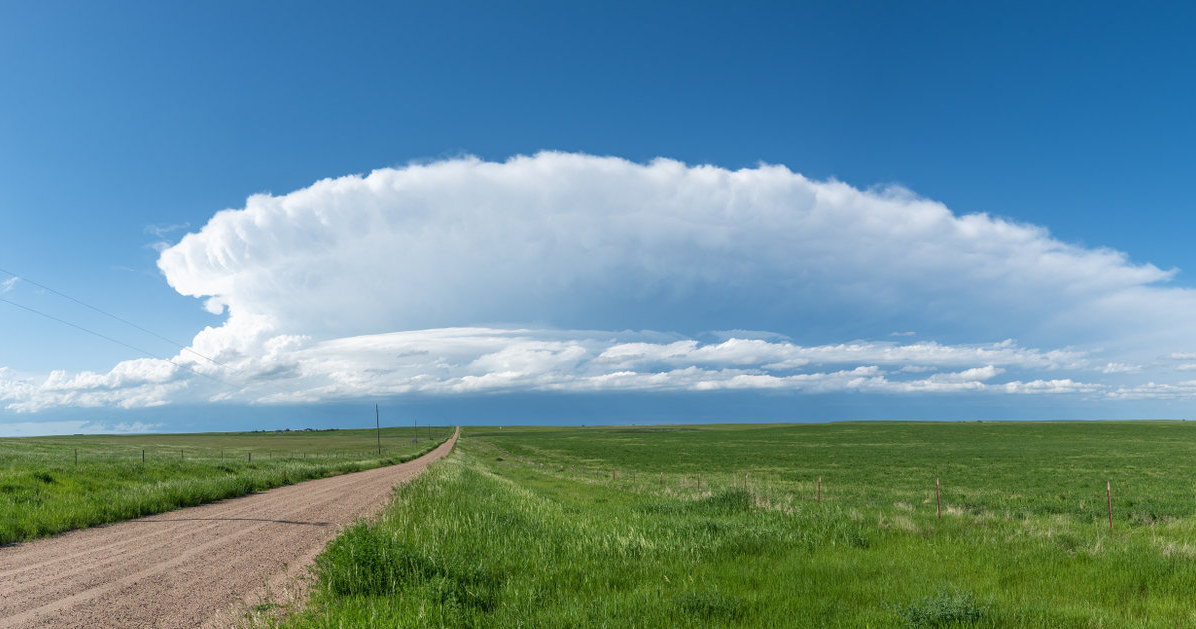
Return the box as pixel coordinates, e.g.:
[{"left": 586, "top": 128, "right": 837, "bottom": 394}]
[{"left": 0, "top": 428, "right": 458, "bottom": 628}]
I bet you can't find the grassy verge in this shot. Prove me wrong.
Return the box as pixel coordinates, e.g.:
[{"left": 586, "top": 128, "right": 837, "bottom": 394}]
[
  {"left": 0, "top": 426, "right": 452, "bottom": 544},
  {"left": 276, "top": 422, "right": 1196, "bottom": 627}
]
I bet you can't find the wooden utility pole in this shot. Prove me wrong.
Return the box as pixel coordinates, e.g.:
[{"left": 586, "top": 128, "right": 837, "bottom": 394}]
[{"left": 375, "top": 404, "right": 382, "bottom": 456}]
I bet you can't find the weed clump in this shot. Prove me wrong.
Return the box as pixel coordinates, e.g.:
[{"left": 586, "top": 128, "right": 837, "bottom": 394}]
[
  {"left": 673, "top": 587, "right": 746, "bottom": 622},
  {"left": 320, "top": 524, "right": 431, "bottom": 596},
  {"left": 639, "top": 488, "right": 754, "bottom": 516},
  {"left": 318, "top": 521, "right": 503, "bottom": 611},
  {"left": 696, "top": 488, "right": 754, "bottom": 514},
  {"left": 893, "top": 587, "right": 989, "bottom": 627}
]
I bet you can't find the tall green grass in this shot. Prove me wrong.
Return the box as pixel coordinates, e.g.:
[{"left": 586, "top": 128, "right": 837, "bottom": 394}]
[
  {"left": 276, "top": 422, "right": 1196, "bottom": 627},
  {"left": 0, "top": 426, "right": 452, "bottom": 544}
]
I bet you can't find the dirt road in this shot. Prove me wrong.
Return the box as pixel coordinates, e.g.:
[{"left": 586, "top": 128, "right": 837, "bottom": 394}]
[{"left": 0, "top": 428, "right": 457, "bottom": 628}]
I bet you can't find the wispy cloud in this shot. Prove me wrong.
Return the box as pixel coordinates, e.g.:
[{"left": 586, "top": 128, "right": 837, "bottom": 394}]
[
  {"left": 145, "top": 222, "right": 191, "bottom": 238},
  {"left": 145, "top": 222, "right": 193, "bottom": 253}
]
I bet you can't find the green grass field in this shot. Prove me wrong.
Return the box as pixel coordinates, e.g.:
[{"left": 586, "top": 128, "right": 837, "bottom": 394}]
[
  {"left": 276, "top": 421, "right": 1196, "bottom": 627},
  {"left": 0, "top": 425, "right": 453, "bottom": 544}
]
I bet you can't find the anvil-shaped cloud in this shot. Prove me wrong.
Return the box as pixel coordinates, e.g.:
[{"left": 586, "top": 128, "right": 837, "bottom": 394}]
[{"left": 4, "top": 152, "right": 1196, "bottom": 413}]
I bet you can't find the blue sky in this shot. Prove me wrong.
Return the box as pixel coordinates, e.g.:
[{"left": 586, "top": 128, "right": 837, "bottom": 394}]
[{"left": 3, "top": 2, "right": 1196, "bottom": 434}]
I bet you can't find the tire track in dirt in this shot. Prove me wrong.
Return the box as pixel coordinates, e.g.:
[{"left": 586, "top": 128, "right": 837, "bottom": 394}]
[{"left": 0, "top": 428, "right": 457, "bottom": 628}]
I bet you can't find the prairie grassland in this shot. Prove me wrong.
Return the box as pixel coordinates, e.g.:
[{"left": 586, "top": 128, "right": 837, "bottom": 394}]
[
  {"left": 0, "top": 425, "right": 453, "bottom": 544},
  {"left": 279, "top": 422, "right": 1196, "bottom": 627}
]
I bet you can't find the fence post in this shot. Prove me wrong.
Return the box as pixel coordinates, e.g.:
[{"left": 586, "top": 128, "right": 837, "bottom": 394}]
[
  {"left": 937, "top": 477, "right": 941, "bottom": 519},
  {"left": 74, "top": 449, "right": 77, "bottom": 466},
  {"left": 249, "top": 451, "right": 252, "bottom": 463},
  {"left": 142, "top": 449, "right": 145, "bottom": 464},
  {"left": 1107, "top": 481, "right": 1113, "bottom": 532},
  {"left": 817, "top": 476, "right": 822, "bottom": 504}
]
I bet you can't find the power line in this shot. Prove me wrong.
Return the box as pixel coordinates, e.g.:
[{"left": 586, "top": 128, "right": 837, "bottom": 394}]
[
  {"left": 0, "top": 267, "right": 224, "bottom": 367},
  {"left": 0, "top": 296, "right": 227, "bottom": 385}
]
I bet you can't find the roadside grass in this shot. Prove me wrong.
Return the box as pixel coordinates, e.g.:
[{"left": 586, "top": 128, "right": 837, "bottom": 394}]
[
  {"left": 0, "top": 426, "right": 452, "bottom": 544},
  {"left": 277, "top": 421, "right": 1196, "bottom": 627}
]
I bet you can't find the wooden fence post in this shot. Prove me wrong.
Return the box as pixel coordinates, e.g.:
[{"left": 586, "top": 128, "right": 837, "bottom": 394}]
[
  {"left": 817, "top": 476, "right": 822, "bottom": 504},
  {"left": 937, "top": 477, "right": 941, "bottom": 519},
  {"left": 1107, "top": 481, "right": 1113, "bottom": 532}
]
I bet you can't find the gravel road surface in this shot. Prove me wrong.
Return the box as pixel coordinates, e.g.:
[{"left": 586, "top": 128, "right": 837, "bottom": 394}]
[{"left": 0, "top": 428, "right": 457, "bottom": 628}]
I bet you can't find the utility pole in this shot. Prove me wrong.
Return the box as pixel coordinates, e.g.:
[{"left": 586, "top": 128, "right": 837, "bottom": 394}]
[
  {"left": 375, "top": 404, "right": 381, "bottom": 456},
  {"left": 414, "top": 415, "right": 418, "bottom": 443}
]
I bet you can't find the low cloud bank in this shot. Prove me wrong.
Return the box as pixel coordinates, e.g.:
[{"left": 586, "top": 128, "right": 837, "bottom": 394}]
[{"left": 0, "top": 329, "right": 1144, "bottom": 412}]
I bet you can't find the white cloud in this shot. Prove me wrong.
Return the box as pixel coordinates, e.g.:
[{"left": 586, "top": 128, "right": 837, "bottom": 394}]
[
  {"left": 1109, "top": 381, "right": 1196, "bottom": 400},
  {"left": 156, "top": 152, "right": 1186, "bottom": 361},
  {"left": 0, "top": 329, "right": 1111, "bottom": 411},
  {"left": 234, "top": 331, "right": 1090, "bottom": 400},
  {"left": 1, "top": 277, "right": 17, "bottom": 293},
  {"left": 13, "top": 152, "right": 1196, "bottom": 413},
  {"left": 0, "top": 362, "right": 183, "bottom": 413},
  {"left": 595, "top": 338, "right": 1083, "bottom": 372},
  {"left": 1002, "top": 379, "right": 1103, "bottom": 395}
]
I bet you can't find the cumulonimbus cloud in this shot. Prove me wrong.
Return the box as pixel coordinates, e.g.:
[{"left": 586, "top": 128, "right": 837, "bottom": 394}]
[
  {"left": 157, "top": 152, "right": 1184, "bottom": 354},
  {"left": 6, "top": 151, "right": 1196, "bottom": 413}
]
